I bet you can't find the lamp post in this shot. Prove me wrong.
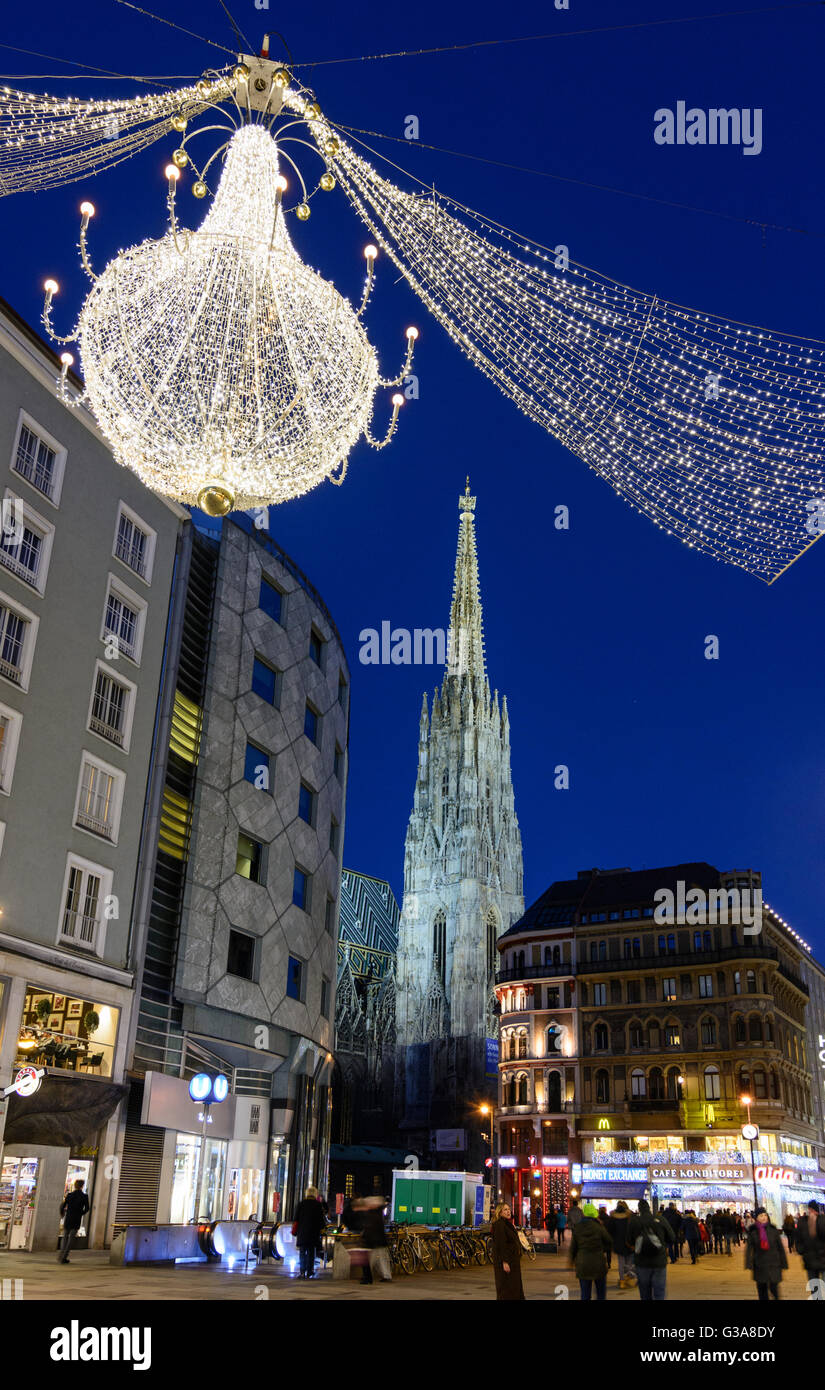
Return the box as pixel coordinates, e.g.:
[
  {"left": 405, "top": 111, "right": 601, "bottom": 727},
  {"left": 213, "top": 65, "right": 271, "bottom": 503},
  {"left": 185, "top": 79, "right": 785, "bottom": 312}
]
[
  {"left": 189, "top": 1073, "right": 229, "bottom": 1223},
  {"left": 740, "top": 1093, "right": 760, "bottom": 1214},
  {"left": 479, "top": 1103, "right": 494, "bottom": 1186}
]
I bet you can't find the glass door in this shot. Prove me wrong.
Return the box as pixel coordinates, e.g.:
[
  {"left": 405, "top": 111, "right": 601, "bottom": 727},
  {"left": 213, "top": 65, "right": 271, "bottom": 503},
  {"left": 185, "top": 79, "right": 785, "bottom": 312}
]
[
  {"left": 0, "top": 1157, "right": 19, "bottom": 1248},
  {"left": 8, "top": 1158, "right": 39, "bottom": 1249}
]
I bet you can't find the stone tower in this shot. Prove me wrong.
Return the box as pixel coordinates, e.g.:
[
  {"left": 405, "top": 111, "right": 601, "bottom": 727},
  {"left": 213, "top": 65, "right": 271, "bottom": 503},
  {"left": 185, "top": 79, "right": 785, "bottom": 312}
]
[{"left": 394, "top": 482, "right": 524, "bottom": 1162}]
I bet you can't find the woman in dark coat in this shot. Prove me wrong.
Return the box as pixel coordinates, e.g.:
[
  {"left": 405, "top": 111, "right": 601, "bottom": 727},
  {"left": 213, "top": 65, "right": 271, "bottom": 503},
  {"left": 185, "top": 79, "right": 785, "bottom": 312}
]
[
  {"left": 293, "top": 1185, "right": 326, "bottom": 1279},
  {"left": 745, "top": 1208, "right": 788, "bottom": 1300},
  {"left": 569, "top": 1203, "right": 613, "bottom": 1301},
  {"left": 491, "top": 1203, "right": 525, "bottom": 1300}
]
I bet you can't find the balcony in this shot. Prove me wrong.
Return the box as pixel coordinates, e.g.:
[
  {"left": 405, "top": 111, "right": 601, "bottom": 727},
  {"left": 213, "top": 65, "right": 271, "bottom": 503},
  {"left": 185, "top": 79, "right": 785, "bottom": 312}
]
[
  {"left": 496, "top": 963, "right": 573, "bottom": 983},
  {"left": 0, "top": 654, "right": 22, "bottom": 685},
  {"left": 89, "top": 714, "right": 125, "bottom": 748},
  {"left": 577, "top": 943, "right": 779, "bottom": 974}
]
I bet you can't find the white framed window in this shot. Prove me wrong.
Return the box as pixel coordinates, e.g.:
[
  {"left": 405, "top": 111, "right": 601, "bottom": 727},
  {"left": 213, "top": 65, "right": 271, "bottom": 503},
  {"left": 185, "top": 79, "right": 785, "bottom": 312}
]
[
  {"left": 113, "top": 503, "right": 156, "bottom": 585},
  {"left": 10, "top": 410, "right": 67, "bottom": 506},
  {"left": 73, "top": 751, "right": 125, "bottom": 844},
  {"left": 87, "top": 660, "right": 136, "bottom": 753},
  {"left": 0, "top": 701, "right": 23, "bottom": 794},
  {"left": 0, "top": 490, "right": 55, "bottom": 594},
  {"left": 58, "top": 853, "right": 113, "bottom": 954},
  {"left": 101, "top": 574, "right": 147, "bottom": 665},
  {"left": 0, "top": 588, "right": 39, "bottom": 691}
]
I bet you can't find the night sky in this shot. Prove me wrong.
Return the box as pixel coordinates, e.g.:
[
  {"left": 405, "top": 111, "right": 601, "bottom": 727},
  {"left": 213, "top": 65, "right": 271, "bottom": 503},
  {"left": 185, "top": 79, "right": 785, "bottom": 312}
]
[{"left": 2, "top": 2, "right": 824, "bottom": 953}]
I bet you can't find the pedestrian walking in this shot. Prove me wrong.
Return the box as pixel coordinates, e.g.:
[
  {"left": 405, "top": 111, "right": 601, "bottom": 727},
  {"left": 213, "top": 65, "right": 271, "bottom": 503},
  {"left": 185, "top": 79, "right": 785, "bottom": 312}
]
[
  {"left": 57, "top": 1180, "right": 89, "bottom": 1264},
  {"left": 292, "top": 1184, "right": 326, "bottom": 1279},
  {"left": 698, "top": 1217, "right": 710, "bottom": 1254},
  {"left": 795, "top": 1200, "right": 825, "bottom": 1286},
  {"left": 360, "top": 1196, "right": 392, "bottom": 1283},
  {"left": 745, "top": 1208, "right": 787, "bottom": 1301},
  {"left": 782, "top": 1213, "right": 796, "bottom": 1253},
  {"left": 569, "top": 1202, "right": 612, "bottom": 1302},
  {"left": 711, "top": 1210, "right": 724, "bottom": 1255},
  {"left": 606, "top": 1198, "right": 636, "bottom": 1289},
  {"left": 664, "top": 1203, "right": 681, "bottom": 1263},
  {"left": 721, "top": 1209, "right": 734, "bottom": 1256},
  {"left": 556, "top": 1208, "right": 568, "bottom": 1245},
  {"left": 567, "top": 1198, "right": 583, "bottom": 1231},
  {"left": 681, "top": 1210, "right": 701, "bottom": 1264},
  {"left": 491, "top": 1202, "right": 525, "bottom": 1301},
  {"left": 627, "top": 1200, "right": 674, "bottom": 1300}
]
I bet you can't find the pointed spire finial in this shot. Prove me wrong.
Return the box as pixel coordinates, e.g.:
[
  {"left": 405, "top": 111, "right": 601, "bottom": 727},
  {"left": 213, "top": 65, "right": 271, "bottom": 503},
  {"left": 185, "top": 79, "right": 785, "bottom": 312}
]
[{"left": 447, "top": 481, "right": 485, "bottom": 677}]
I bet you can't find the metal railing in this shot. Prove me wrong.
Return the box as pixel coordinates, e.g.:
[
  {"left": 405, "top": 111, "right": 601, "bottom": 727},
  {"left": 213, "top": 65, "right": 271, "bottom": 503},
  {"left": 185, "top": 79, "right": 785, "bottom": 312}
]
[
  {"left": 89, "top": 714, "right": 125, "bottom": 748},
  {"left": 115, "top": 535, "right": 147, "bottom": 578},
  {"left": 0, "top": 544, "right": 38, "bottom": 586},
  {"left": 14, "top": 452, "right": 55, "bottom": 500}
]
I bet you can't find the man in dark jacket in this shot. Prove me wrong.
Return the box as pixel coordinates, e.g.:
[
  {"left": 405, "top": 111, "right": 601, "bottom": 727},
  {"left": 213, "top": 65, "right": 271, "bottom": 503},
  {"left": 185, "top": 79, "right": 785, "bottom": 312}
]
[
  {"left": 796, "top": 1201, "right": 825, "bottom": 1285},
  {"left": 681, "top": 1210, "right": 701, "bottom": 1264},
  {"left": 626, "top": 1200, "right": 674, "bottom": 1301},
  {"left": 360, "top": 1196, "right": 391, "bottom": 1282},
  {"left": 58, "top": 1180, "right": 89, "bottom": 1264},
  {"left": 664, "top": 1203, "right": 682, "bottom": 1263},
  {"left": 293, "top": 1185, "right": 326, "bottom": 1279},
  {"left": 606, "top": 1200, "right": 636, "bottom": 1288}
]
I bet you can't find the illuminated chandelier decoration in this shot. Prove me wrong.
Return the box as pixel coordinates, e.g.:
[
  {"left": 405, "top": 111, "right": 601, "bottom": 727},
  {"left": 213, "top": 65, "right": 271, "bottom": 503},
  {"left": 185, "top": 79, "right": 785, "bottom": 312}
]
[{"left": 2, "top": 56, "right": 824, "bottom": 573}]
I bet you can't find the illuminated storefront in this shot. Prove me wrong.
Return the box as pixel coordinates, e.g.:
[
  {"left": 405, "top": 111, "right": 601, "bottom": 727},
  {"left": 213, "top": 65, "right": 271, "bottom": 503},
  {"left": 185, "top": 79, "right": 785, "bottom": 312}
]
[{"left": 497, "top": 1155, "right": 570, "bottom": 1225}]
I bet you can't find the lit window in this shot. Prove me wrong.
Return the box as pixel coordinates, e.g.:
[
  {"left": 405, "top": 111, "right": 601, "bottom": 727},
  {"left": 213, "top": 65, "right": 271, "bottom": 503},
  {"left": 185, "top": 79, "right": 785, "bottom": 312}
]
[
  {"left": 236, "top": 832, "right": 263, "bottom": 883},
  {"left": 663, "top": 977, "right": 676, "bottom": 1002},
  {"left": 665, "top": 1025, "right": 680, "bottom": 1047},
  {"left": 75, "top": 756, "right": 122, "bottom": 841}
]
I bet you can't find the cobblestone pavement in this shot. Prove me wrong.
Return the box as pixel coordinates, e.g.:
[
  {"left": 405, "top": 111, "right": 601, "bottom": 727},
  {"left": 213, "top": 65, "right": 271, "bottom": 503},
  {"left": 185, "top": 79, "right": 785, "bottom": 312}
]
[{"left": 0, "top": 1248, "right": 819, "bottom": 1301}]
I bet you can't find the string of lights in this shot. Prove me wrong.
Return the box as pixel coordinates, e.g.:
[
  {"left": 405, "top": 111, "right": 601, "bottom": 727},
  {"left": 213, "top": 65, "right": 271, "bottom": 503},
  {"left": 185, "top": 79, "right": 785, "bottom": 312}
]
[{"left": 293, "top": 103, "right": 825, "bottom": 582}]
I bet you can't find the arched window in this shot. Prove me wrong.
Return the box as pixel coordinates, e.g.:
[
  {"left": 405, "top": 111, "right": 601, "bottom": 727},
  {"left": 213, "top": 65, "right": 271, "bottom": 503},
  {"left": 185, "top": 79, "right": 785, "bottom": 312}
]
[
  {"left": 703, "top": 930, "right": 712, "bottom": 951},
  {"left": 764, "top": 1017, "right": 774, "bottom": 1043},
  {"left": 594, "top": 1023, "right": 608, "bottom": 1051},
  {"left": 515, "top": 989, "right": 526, "bottom": 1011},
  {"left": 746, "top": 970, "right": 756, "bottom": 994},
  {"left": 770, "top": 1069, "right": 780, "bottom": 1100},
  {"left": 598, "top": 940, "right": 607, "bottom": 961},
  {"left": 433, "top": 911, "right": 446, "bottom": 988},
  {"left": 629, "top": 1021, "right": 643, "bottom": 1049},
  {"left": 505, "top": 1075, "right": 516, "bottom": 1107},
  {"left": 590, "top": 941, "right": 598, "bottom": 962},
  {"left": 546, "top": 1025, "right": 562, "bottom": 1056},
  {"left": 649, "top": 1067, "right": 664, "bottom": 1100},
  {"left": 596, "top": 1069, "right": 610, "bottom": 1104},
  {"left": 748, "top": 1016, "right": 762, "bottom": 1043},
  {"left": 730, "top": 924, "right": 738, "bottom": 945},
  {"left": 739, "top": 1068, "right": 750, "bottom": 1097},
  {"left": 487, "top": 908, "right": 499, "bottom": 975},
  {"left": 623, "top": 938, "right": 632, "bottom": 959},
  {"left": 753, "top": 1068, "right": 767, "bottom": 1099},
  {"left": 632, "top": 938, "right": 641, "bottom": 957},
  {"left": 441, "top": 769, "right": 449, "bottom": 831},
  {"left": 517, "top": 1029, "right": 527, "bottom": 1060},
  {"left": 701, "top": 1017, "right": 717, "bottom": 1046},
  {"left": 647, "top": 1021, "right": 660, "bottom": 1049},
  {"left": 546, "top": 1070, "right": 562, "bottom": 1111},
  {"left": 515, "top": 949, "right": 525, "bottom": 972},
  {"left": 704, "top": 1066, "right": 721, "bottom": 1100},
  {"left": 517, "top": 1073, "right": 528, "bottom": 1105},
  {"left": 734, "top": 1016, "right": 746, "bottom": 1043},
  {"left": 631, "top": 1068, "right": 646, "bottom": 1098},
  {"left": 658, "top": 935, "right": 666, "bottom": 954},
  {"left": 553, "top": 945, "right": 561, "bottom": 966},
  {"left": 666, "top": 1066, "right": 682, "bottom": 1101},
  {"left": 544, "top": 945, "right": 553, "bottom": 966}
]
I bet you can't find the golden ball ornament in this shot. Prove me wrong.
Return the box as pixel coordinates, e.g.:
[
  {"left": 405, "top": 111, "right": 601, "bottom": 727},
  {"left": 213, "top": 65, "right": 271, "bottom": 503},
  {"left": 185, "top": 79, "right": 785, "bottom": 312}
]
[
  {"left": 171, "top": 114, "right": 188, "bottom": 133},
  {"left": 274, "top": 68, "right": 291, "bottom": 88},
  {"left": 233, "top": 63, "right": 250, "bottom": 82},
  {"left": 296, "top": 203, "right": 311, "bottom": 221},
  {"left": 192, "top": 181, "right": 208, "bottom": 199},
  {"left": 320, "top": 171, "right": 335, "bottom": 191},
  {"left": 305, "top": 102, "right": 321, "bottom": 120},
  {"left": 172, "top": 148, "right": 189, "bottom": 168},
  {"left": 325, "top": 136, "right": 340, "bottom": 156},
  {"left": 197, "top": 481, "right": 235, "bottom": 517}
]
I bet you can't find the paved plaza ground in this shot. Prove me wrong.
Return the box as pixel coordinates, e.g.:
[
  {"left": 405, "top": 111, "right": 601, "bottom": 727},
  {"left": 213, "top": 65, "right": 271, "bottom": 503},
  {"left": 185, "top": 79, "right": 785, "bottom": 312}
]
[{"left": 0, "top": 1246, "right": 818, "bottom": 1301}]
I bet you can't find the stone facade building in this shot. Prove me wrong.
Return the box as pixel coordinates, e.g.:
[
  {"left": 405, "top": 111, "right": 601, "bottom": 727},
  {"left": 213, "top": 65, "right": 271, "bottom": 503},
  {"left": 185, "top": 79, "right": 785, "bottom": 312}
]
[{"left": 394, "top": 483, "right": 523, "bottom": 1166}]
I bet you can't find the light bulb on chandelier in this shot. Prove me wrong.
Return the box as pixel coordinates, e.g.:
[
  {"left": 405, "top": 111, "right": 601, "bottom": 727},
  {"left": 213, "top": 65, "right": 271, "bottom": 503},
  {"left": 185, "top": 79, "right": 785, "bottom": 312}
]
[{"left": 41, "top": 123, "right": 418, "bottom": 516}]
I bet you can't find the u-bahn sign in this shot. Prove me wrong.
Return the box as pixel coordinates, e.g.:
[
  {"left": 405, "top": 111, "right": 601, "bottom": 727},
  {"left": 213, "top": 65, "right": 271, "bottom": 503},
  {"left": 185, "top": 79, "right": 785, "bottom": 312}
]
[{"left": 2, "top": 1066, "right": 45, "bottom": 1099}]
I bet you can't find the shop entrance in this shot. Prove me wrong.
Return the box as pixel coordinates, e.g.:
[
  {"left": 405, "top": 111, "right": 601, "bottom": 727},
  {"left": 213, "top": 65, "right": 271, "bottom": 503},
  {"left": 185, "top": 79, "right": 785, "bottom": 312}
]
[
  {"left": 227, "top": 1167, "right": 263, "bottom": 1221},
  {"left": 0, "top": 1156, "right": 40, "bottom": 1250}
]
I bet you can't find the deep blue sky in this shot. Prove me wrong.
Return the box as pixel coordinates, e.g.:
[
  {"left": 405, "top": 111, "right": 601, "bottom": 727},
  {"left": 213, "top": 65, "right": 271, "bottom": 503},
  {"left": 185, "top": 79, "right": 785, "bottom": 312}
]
[{"left": 3, "top": 2, "right": 824, "bottom": 954}]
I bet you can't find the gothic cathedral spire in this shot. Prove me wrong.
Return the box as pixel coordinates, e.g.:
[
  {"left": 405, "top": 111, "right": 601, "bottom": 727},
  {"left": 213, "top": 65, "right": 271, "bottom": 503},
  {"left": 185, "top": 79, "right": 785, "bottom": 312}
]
[{"left": 394, "top": 486, "right": 524, "bottom": 1151}]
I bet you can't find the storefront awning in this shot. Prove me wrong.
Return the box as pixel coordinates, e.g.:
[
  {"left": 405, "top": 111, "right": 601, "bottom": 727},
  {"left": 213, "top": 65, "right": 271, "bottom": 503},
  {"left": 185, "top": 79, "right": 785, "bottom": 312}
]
[
  {"left": 581, "top": 1182, "right": 648, "bottom": 1200},
  {"left": 3, "top": 1072, "right": 127, "bottom": 1146}
]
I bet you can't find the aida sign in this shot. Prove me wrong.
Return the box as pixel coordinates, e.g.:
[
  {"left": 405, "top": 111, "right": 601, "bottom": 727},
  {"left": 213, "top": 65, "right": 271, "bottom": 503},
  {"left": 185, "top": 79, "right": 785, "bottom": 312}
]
[{"left": 754, "top": 1166, "right": 796, "bottom": 1183}]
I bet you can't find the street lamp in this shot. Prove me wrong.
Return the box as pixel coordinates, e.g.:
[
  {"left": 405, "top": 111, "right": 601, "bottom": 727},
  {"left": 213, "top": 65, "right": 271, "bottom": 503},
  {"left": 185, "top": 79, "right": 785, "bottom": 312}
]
[
  {"left": 740, "top": 1093, "right": 760, "bottom": 1214},
  {"left": 479, "top": 1103, "right": 494, "bottom": 1183}
]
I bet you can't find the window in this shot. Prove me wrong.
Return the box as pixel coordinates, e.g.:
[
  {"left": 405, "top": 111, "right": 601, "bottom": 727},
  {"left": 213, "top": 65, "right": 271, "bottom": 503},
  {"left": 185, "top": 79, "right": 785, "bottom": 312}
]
[
  {"left": 329, "top": 817, "right": 340, "bottom": 854},
  {"left": 259, "top": 575, "right": 283, "bottom": 623},
  {"left": 252, "top": 655, "right": 278, "bottom": 704},
  {"left": 632, "top": 937, "right": 641, "bottom": 956},
  {"left": 667, "top": 934, "right": 676, "bottom": 953},
  {"left": 287, "top": 955, "right": 304, "bottom": 1001},
  {"left": 764, "top": 1017, "right": 774, "bottom": 1043},
  {"left": 228, "top": 929, "right": 256, "bottom": 980},
  {"left": 589, "top": 941, "right": 598, "bottom": 962},
  {"left": 0, "top": 590, "right": 38, "bottom": 693},
  {"left": 701, "top": 1018, "right": 717, "bottom": 1046},
  {"left": 74, "top": 754, "right": 123, "bottom": 842},
  {"left": 609, "top": 912, "right": 619, "bottom": 922},
  {"left": 596, "top": 1069, "right": 610, "bottom": 1103},
  {"left": 338, "top": 675, "right": 347, "bottom": 709},
  {"left": 733, "top": 970, "right": 742, "bottom": 995},
  {"left": 553, "top": 945, "right": 561, "bottom": 966},
  {"left": 293, "top": 867, "right": 309, "bottom": 911},
  {"left": 631, "top": 1069, "right": 646, "bottom": 1098},
  {"left": 334, "top": 744, "right": 343, "bottom": 780},
  {"left": 629, "top": 1023, "right": 643, "bottom": 1048},
  {"left": 704, "top": 1066, "right": 721, "bottom": 1101},
  {"left": 699, "top": 974, "right": 713, "bottom": 998},
  {"left": 665, "top": 1024, "right": 681, "bottom": 1047},
  {"left": 546, "top": 986, "right": 559, "bottom": 1009},
  {"left": 648, "top": 1024, "right": 660, "bottom": 1049},
  {"left": 102, "top": 578, "right": 145, "bottom": 663},
  {"left": 89, "top": 664, "right": 135, "bottom": 751},
  {"left": 546, "top": 1070, "right": 562, "bottom": 1109},
  {"left": 748, "top": 1016, "right": 762, "bottom": 1042},
  {"left": 735, "top": 1016, "right": 746, "bottom": 1043},
  {"left": 643, "top": 907, "right": 654, "bottom": 918},
  {"left": 320, "top": 976, "right": 330, "bottom": 1018},
  {"left": 0, "top": 491, "right": 54, "bottom": 592},
  {"left": 658, "top": 935, "right": 666, "bottom": 954},
  {"left": 623, "top": 938, "right": 632, "bottom": 958},
  {"left": 694, "top": 931, "right": 702, "bottom": 951},
  {"left": 0, "top": 703, "right": 23, "bottom": 794},
  {"left": 236, "top": 832, "right": 263, "bottom": 883},
  {"left": 309, "top": 629, "right": 324, "bottom": 666},
  {"left": 626, "top": 980, "right": 641, "bottom": 1004},
  {"left": 662, "top": 977, "right": 676, "bottom": 1002},
  {"left": 114, "top": 505, "right": 155, "bottom": 583},
  {"left": 433, "top": 911, "right": 446, "bottom": 987},
  {"left": 12, "top": 415, "right": 65, "bottom": 504},
  {"left": 746, "top": 970, "right": 757, "bottom": 994},
  {"left": 594, "top": 1023, "right": 608, "bottom": 1050},
  {"left": 593, "top": 983, "right": 606, "bottom": 1006},
  {"left": 59, "top": 855, "right": 112, "bottom": 952},
  {"left": 703, "top": 930, "right": 712, "bottom": 950},
  {"left": 244, "top": 742, "right": 270, "bottom": 788},
  {"left": 649, "top": 1067, "right": 664, "bottom": 1100},
  {"left": 598, "top": 939, "right": 607, "bottom": 959},
  {"left": 304, "top": 703, "right": 319, "bottom": 743},
  {"left": 753, "top": 1068, "right": 767, "bottom": 1100},
  {"left": 325, "top": 895, "right": 336, "bottom": 936},
  {"left": 298, "top": 782, "right": 315, "bottom": 825}
]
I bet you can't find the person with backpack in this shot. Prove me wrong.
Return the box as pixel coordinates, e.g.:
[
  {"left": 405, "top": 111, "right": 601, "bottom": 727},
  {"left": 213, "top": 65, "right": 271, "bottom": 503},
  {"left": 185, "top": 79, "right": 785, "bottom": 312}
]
[
  {"left": 795, "top": 1200, "right": 825, "bottom": 1286},
  {"left": 627, "top": 1199, "right": 674, "bottom": 1300},
  {"left": 569, "top": 1202, "right": 613, "bottom": 1301},
  {"left": 745, "top": 1208, "right": 788, "bottom": 1301},
  {"left": 556, "top": 1207, "right": 568, "bottom": 1245}
]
